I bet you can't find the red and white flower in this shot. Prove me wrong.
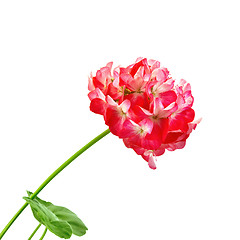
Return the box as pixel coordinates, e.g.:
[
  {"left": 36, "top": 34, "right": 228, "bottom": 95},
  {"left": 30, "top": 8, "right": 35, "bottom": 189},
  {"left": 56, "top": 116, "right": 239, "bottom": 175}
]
[{"left": 88, "top": 58, "right": 200, "bottom": 169}]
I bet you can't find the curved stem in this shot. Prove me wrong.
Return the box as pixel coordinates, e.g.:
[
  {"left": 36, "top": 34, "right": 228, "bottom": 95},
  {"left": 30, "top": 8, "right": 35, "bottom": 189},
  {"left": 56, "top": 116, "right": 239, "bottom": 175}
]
[
  {"left": 39, "top": 227, "right": 47, "bottom": 240},
  {"left": 0, "top": 129, "right": 110, "bottom": 239},
  {"left": 28, "top": 223, "right": 41, "bottom": 240}
]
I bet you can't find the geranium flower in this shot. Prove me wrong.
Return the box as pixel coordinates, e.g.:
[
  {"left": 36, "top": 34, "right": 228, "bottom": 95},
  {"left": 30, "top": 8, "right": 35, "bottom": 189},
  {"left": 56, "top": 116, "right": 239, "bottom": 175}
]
[
  {"left": 0, "top": 58, "right": 202, "bottom": 239},
  {"left": 88, "top": 58, "right": 200, "bottom": 169}
]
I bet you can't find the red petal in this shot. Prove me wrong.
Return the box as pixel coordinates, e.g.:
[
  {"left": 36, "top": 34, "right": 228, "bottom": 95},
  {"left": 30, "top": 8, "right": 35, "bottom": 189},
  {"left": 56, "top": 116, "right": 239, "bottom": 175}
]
[
  {"left": 142, "top": 121, "right": 168, "bottom": 150},
  {"left": 90, "top": 99, "right": 106, "bottom": 115},
  {"left": 130, "top": 58, "right": 147, "bottom": 77},
  {"left": 107, "top": 82, "right": 123, "bottom": 100},
  {"left": 164, "top": 131, "right": 183, "bottom": 144},
  {"left": 160, "top": 90, "right": 177, "bottom": 107},
  {"left": 167, "top": 141, "right": 186, "bottom": 151},
  {"left": 181, "top": 107, "right": 195, "bottom": 123},
  {"left": 148, "top": 155, "right": 157, "bottom": 169},
  {"left": 121, "top": 120, "right": 138, "bottom": 138},
  {"left": 170, "top": 107, "right": 195, "bottom": 132}
]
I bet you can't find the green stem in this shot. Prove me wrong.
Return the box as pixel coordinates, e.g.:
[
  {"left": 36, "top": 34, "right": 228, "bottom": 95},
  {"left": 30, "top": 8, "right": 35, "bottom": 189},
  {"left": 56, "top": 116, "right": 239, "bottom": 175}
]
[
  {"left": 0, "top": 129, "right": 110, "bottom": 239},
  {"left": 39, "top": 227, "right": 47, "bottom": 240},
  {"left": 28, "top": 224, "right": 41, "bottom": 240}
]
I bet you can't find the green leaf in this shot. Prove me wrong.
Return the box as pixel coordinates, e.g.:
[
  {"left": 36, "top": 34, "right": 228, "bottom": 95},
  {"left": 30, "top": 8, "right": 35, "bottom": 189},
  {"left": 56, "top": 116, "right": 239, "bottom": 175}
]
[
  {"left": 45, "top": 221, "right": 72, "bottom": 239},
  {"left": 23, "top": 197, "right": 57, "bottom": 224},
  {"left": 48, "top": 205, "right": 88, "bottom": 236},
  {"left": 24, "top": 191, "right": 88, "bottom": 239}
]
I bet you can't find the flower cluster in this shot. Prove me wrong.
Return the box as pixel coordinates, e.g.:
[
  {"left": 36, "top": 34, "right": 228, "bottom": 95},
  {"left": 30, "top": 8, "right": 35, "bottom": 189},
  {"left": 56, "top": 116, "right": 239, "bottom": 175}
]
[{"left": 88, "top": 58, "right": 200, "bottom": 169}]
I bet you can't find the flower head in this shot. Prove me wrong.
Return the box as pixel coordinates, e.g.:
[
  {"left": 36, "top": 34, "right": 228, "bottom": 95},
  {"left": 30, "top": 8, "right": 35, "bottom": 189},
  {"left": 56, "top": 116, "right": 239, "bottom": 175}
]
[{"left": 88, "top": 58, "right": 200, "bottom": 169}]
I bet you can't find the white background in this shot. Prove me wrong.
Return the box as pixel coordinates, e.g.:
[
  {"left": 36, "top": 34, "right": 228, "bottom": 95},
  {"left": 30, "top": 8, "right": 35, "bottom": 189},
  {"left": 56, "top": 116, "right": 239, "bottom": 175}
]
[{"left": 0, "top": 0, "right": 239, "bottom": 240}]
